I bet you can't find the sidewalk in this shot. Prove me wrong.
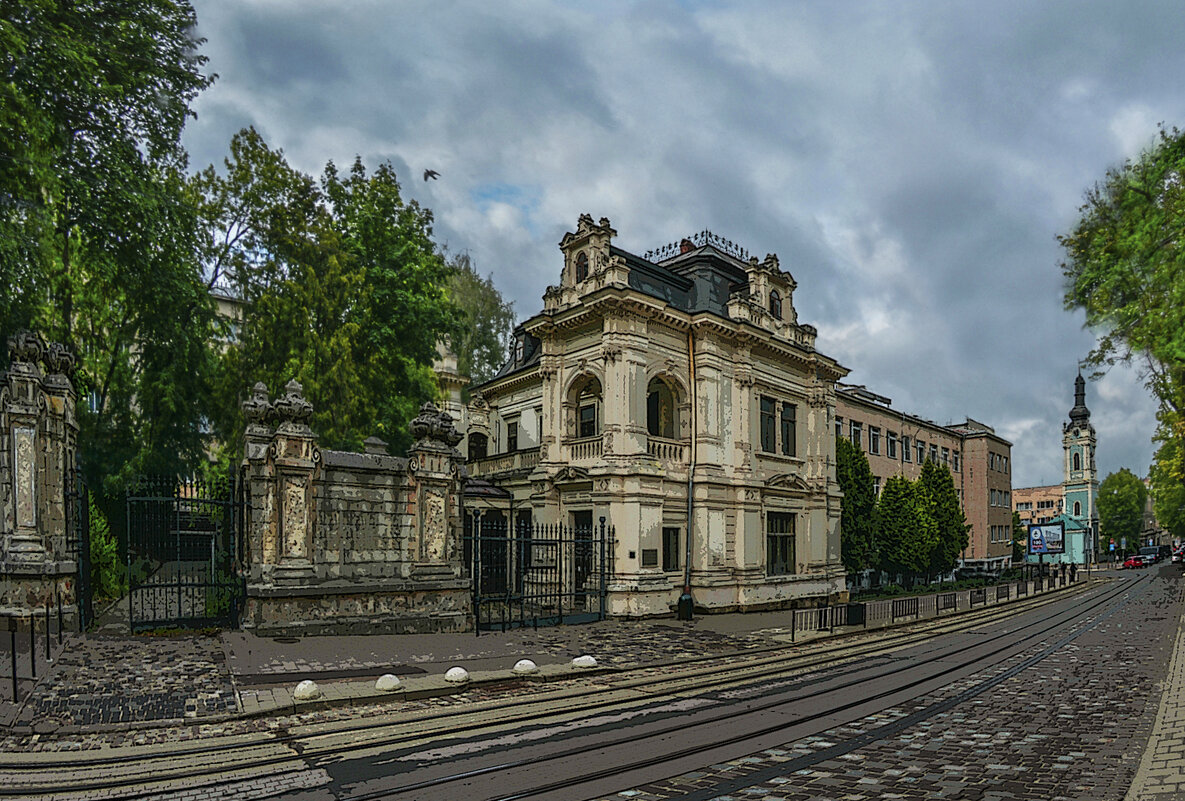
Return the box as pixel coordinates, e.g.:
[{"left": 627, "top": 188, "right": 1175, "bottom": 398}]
[
  {"left": 0, "top": 607, "right": 802, "bottom": 736},
  {"left": 1127, "top": 595, "right": 1185, "bottom": 799}
]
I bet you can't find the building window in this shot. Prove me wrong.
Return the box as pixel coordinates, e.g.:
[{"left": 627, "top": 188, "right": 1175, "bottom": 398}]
[
  {"left": 929, "top": 444, "right": 938, "bottom": 463},
  {"left": 941, "top": 447, "right": 949, "bottom": 465},
  {"left": 835, "top": 416, "right": 843, "bottom": 439},
  {"left": 760, "top": 397, "right": 777, "bottom": 453},
  {"left": 850, "top": 421, "right": 862, "bottom": 450},
  {"left": 574, "top": 377, "right": 602, "bottom": 438},
  {"left": 1073, "top": 452, "right": 1081, "bottom": 471},
  {"left": 1002, "top": 456, "right": 1009, "bottom": 473},
  {"left": 869, "top": 426, "right": 881, "bottom": 455},
  {"left": 766, "top": 512, "right": 796, "bottom": 575},
  {"left": 873, "top": 476, "right": 881, "bottom": 496},
  {"left": 662, "top": 527, "right": 680, "bottom": 571},
  {"left": 781, "top": 403, "right": 797, "bottom": 457},
  {"left": 769, "top": 290, "right": 782, "bottom": 320},
  {"left": 953, "top": 451, "right": 960, "bottom": 472},
  {"left": 515, "top": 337, "right": 525, "bottom": 363},
  {"left": 578, "top": 404, "right": 597, "bottom": 438},
  {"left": 647, "top": 378, "right": 677, "bottom": 439},
  {"left": 468, "top": 432, "right": 488, "bottom": 461},
  {"left": 537, "top": 407, "right": 543, "bottom": 442},
  {"left": 887, "top": 431, "right": 898, "bottom": 459},
  {"left": 916, "top": 440, "right": 925, "bottom": 464},
  {"left": 1073, "top": 500, "right": 1081, "bottom": 516},
  {"left": 506, "top": 421, "right": 518, "bottom": 453},
  {"left": 902, "top": 436, "right": 912, "bottom": 462},
  {"left": 575, "top": 251, "right": 589, "bottom": 282}
]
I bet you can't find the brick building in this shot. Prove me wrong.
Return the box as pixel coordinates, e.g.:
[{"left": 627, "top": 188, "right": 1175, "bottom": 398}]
[{"left": 835, "top": 385, "right": 1014, "bottom": 572}]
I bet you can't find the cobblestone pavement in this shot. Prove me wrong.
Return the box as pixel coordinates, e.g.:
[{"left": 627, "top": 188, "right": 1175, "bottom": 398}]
[
  {"left": 8, "top": 633, "right": 237, "bottom": 732},
  {"left": 592, "top": 572, "right": 1183, "bottom": 801}
]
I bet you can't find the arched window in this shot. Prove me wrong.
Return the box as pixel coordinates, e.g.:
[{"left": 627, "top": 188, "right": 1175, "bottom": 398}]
[
  {"left": 1072, "top": 452, "right": 1081, "bottom": 471},
  {"left": 468, "top": 432, "right": 488, "bottom": 461},
  {"left": 1073, "top": 500, "right": 1081, "bottom": 516},
  {"left": 646, "top": 378, "right": 677, "bottom": 438},
  {"left": 769, "top": 290, "right": 782, "bottom": 320},
  {"left": 574, "top": 377, "right": 601, "bottom": 438},
  {"left": 575, "top": 251, "right": 589, "bottom": 283}
]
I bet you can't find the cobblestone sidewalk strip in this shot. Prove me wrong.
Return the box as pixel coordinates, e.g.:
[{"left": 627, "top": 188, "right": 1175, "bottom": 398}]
[{"left": 1126, "top": 601, "right": 1185, "bottom": 800}]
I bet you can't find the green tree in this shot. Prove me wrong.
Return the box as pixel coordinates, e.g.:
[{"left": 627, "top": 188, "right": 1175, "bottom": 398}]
[
  {"left": 919, "top": 459, "right": 969, "bottom": 577},
  {"left": 875, "top": 475, "right": 935, "bottom": 584},
  {"left": 0, "top": 0, "right": 217, "bottom": 490},
  {"left": 1061, "top": 125, "right": 1185, "bottom": 484},
  {"left": 836, "top": 435, "right": 877, "bottom": 573},
  {"left": 198, "top": 129, "right": 461, "bottom": 457},
  {"left": 448, "top": 252, "right": 517, "bottom": 387},
  {"left": 1098, "top": 468, "right": 1148, "bottom": 550},
  {"left": 1012, "top": 510, "right": 1028, "bottom": 564},
  {"left": 1149, "top": 430, "right": 1185, "bottom": 540}
]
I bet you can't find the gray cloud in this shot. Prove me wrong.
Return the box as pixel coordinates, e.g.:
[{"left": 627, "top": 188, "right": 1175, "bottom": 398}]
[{"left": 184, "top": 0, "right": 1180, "bottom": 487}]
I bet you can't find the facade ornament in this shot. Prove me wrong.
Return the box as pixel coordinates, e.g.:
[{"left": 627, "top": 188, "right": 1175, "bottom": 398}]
[
  {"left": 6, "top": 330, "right": 45, "bottom": 378},
  {"left": 602, "top": 343, "right": 622, "bottom": 363},
  {"left": 409, "top": 402, "right": 464, "bottom": 448}
]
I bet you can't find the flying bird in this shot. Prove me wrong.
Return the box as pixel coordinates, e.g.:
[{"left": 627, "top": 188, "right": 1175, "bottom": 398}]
[{"left": 423, "top": 169, "right": 440, "bottom": 181}]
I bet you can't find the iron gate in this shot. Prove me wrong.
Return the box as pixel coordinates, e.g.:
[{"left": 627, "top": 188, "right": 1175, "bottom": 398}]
[
  {"left": 465, "top": 515, "right": 612, "bottom": 631},
  {"left": 64, "top": 466, "right": 92, "bottom": 630},
  {"left": 125, "top": 475, "right": 245, "bottom": 631}
]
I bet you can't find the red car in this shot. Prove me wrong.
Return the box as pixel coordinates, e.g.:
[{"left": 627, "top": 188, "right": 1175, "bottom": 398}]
[{"left": 1123, "top": 556, "right": 1147, "bottom": 569}]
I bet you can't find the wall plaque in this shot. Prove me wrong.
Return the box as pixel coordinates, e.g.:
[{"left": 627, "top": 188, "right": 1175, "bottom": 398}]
[{"left": 14, "top": 427, "right": 35, "bottom": 528}]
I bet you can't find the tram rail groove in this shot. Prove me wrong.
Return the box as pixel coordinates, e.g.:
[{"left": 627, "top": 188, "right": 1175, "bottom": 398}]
[
  {"left": 0, "top": 577, "right": 1096, "bottom": 777},
  {"left": 0, "top": 576, "right": 1135, "bottom": 799}
]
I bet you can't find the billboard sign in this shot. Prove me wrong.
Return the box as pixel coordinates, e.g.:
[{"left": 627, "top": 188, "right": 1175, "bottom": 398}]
[{"left": 1028, "top": 522, "right": 1066, "bottom": 555}]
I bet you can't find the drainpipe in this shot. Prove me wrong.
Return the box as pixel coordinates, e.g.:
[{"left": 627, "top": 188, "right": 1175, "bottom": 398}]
[{"left": 678, "top": 327, "right": 696, "bottom": 620}]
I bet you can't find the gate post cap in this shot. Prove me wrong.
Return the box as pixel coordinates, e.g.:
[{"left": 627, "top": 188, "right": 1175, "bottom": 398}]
[
  {"left": 444, "top": 666, "right": 470, "bottom": 684},
  {"left": 571, "top": 655, "right": 598, "bottom": 669},
  {"left": 512, "top": 659, "right": 539, "bottom": 675},
  {"left": 375, "top": 673, "right": 402, "bottom": 692},
  {"left": 294, "top": 679, "right": 321, "bottom": 701}
]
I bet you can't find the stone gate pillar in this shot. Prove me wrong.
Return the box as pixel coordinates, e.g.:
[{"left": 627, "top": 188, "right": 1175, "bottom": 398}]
[
  {"left": 240, "top": 382, "right": 273, "bottom": 582},
  {"left": 407, "top": 403, "right": 465, "bottom": 580},
  {"left": 268, "top": 380, "right": 319, "bottom": 585},
  {"left": 1, "top": 331, "right": 79, "bottom": 621}
]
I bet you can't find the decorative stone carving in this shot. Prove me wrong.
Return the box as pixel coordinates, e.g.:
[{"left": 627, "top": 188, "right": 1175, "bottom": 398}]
[
  {"left": 422, "top": 489, "right": 447, "bottom": 561},
  {"left": 282, "top": 476, "right": 308, "bottom": 558},
  {"left": 272, "top": 379, "right": 313, "bottom": 435},
  {"left": 7, "top": 330, "right": 45, "bottom": 368},
  {"left": 242, "top": 382, "right": 273, "bottom": 441},
  {"left": 13, "top": 427, "right": 35, "bottom": 528},
  {"left": 410, "top": 402, "right": 463, "bottom": 449},
  {"left": 42, "top": 342, "right": 76, "bottom": 377}
]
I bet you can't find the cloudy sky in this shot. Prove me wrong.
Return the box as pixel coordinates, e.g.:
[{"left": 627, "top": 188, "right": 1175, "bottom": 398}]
[{"left": 182, "top": 1, "right": 1184, "bottom": 490}]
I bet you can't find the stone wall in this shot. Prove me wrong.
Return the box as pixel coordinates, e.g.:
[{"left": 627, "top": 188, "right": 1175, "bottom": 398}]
[
  {"left": 240, "top": 380, "right": 471, "bottom": 635},
  {"left": 0, "top": 331, "right": 79, "bottom": 624}
]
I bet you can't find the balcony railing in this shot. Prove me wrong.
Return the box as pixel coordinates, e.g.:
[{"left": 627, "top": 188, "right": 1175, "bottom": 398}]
[
  {"left": 647, "top": 436, "right": 687, "bottom": 464},
  {"left": 469, "top": 447, "right": 540, "bottom": 477},
  {"left": 564, "top": 436, "right": 602, "bottom": 462}
]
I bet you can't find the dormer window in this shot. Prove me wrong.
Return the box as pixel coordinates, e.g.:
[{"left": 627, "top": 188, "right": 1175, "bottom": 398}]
[
  {"left": 575, "top": 251, "right": 589, "bottom": 282},
  {"left": 515, "top": 336, "right": 525, "bottom": 363},
  {"left": 769, "top": 290, "right": 782, "bottom": 320}
]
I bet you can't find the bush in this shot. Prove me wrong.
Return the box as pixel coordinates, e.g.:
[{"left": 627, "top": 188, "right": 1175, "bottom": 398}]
[{"left": 89, "top": 494, "right": 126, "bottom": 600}]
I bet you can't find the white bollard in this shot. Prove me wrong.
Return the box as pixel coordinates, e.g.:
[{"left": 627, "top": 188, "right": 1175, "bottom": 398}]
[
  {"left": 571, "top": 655, "right": 598, "bottom": 669},
  {"left": 294, "top": 679, "right": 321, "bottom": 701},
  {"left": 512, "top": 659, "right": 539, "bottom": 675},
  {"left": 375, "top": 673, "right": 402, "bottom": 692},
  {"left": 444, "top": 666, "right": 470, "bottom": 684}
]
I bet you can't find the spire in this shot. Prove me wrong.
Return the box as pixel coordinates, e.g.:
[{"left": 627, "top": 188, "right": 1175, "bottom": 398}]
[{"left": 1068, "top": 371, "right": 1090, "bottom": 424}]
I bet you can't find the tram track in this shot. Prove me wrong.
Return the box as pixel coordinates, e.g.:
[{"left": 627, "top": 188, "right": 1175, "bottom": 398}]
[
  {"left": 0, "top": 576, "right": 1127, "bottom": 799},
  {"left": 347, "top": 572, "right": 1150, "bottom": 801}
]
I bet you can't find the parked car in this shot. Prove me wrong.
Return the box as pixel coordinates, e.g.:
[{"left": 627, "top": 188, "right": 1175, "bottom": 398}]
[
  {"left": 1139, "top": 546, "right": 1163, "bottom": 564},
  {"left": 1172, "top": 548, "right": 1183, "bottom": 564},
  {"left": 1123, "top": 555, "right": 1147, "bottom": 569}
]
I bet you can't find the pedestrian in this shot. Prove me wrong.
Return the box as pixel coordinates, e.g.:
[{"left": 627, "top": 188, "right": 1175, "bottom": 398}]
[{"left": 1070, "top": 563, "right": 1077, "bottom": 582}]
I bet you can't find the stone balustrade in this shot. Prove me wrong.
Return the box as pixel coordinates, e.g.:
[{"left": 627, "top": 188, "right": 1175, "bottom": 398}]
[
  {"left": 646, "top": 436, "right": 687, "bottom": 464},
  {"left": 564, "top": 436, "right": 603, "bottom": 462}
]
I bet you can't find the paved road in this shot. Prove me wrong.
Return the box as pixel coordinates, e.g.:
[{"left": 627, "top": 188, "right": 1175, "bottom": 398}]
[
  {"left": 2, "top": 568, "right": 1178, "bottom": 800},
  {"left": 290, "top": 569, "right": 1178, "bottom": 801}
]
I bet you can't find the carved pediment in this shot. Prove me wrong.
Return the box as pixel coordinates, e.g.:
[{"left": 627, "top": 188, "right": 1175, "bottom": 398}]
[
  {"left": 552, "top": 466, "right": 591, "bottom": 484},
  {"left": 766, "top": 473, "right": 811, "bottom": 492}
]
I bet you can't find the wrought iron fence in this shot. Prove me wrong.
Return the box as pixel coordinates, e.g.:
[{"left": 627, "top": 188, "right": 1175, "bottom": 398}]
[
  {"left": 465, "top": 515, "right": 612, "bottom": 632},
  {"left": 125, "top": 475, "right": 245, "bottom": 631}
]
